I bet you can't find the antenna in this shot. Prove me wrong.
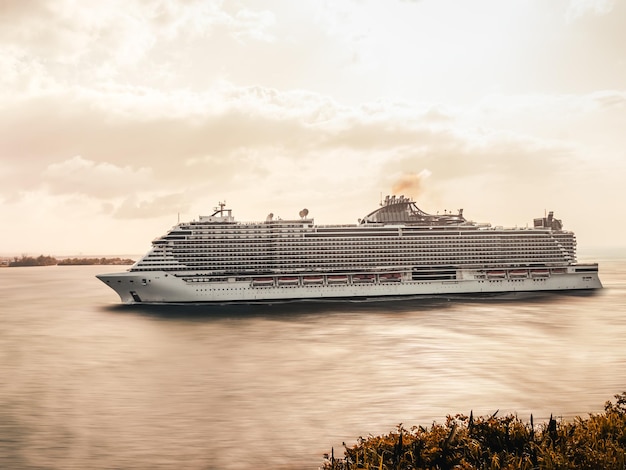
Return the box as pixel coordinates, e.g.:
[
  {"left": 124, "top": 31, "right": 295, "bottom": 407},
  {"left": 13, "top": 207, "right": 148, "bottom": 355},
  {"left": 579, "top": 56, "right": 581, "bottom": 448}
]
[{"left": 214, "top": 200, "right": 226, "bottom": 215}]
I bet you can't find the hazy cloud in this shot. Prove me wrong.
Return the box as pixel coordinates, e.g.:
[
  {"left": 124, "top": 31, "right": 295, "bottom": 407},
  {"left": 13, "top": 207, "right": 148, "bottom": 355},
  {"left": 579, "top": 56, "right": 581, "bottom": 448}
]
[
  {"left": 0, "top": 0, "right": 277, "bottom": 91},
  {"left": 592, "top": 91, "right": 626, "bottom": 108},
  {"left": 1, "top": 83, "right": 617, "bottom": 211},
  {"left": 567, "top": 0, "right": 615, "bottom": 20},
  {"left": 43, "top": 156, "right": 153, "bottom": 198},
  {"left": 114, "top": 192, "right": 190, "bottom": 219},
  {"left": 0, "top": 0, "right": 624, "bottom": 253}
]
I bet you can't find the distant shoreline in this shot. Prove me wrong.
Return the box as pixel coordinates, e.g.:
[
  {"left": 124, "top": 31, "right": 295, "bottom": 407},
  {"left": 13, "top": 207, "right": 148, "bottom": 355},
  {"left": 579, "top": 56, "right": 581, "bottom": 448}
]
[{"left": 1, "top": 255, "right": 135, "bottom": 267}]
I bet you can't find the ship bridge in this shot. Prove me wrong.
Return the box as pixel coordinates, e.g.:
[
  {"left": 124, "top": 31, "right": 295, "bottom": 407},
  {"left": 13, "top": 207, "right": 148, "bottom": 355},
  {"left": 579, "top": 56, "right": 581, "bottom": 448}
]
[{"left": 360, "top": 195, "right": 469, "bottom": 226}]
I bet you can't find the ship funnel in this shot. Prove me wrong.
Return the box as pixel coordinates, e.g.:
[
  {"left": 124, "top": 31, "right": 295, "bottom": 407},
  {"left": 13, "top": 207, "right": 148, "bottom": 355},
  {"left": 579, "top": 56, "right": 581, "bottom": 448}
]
[
  {"left": 299, "top": 208, "right": 309, "bottom": 219},
  {"left": 266, "top": 213, "right": 274, "bottom": 222}
]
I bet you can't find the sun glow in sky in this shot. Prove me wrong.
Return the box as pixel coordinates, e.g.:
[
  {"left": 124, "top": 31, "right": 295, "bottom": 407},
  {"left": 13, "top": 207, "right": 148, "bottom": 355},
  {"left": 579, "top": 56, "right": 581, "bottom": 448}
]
[{"left": 1, "top": 0, "right": 624, "bottom": 255}]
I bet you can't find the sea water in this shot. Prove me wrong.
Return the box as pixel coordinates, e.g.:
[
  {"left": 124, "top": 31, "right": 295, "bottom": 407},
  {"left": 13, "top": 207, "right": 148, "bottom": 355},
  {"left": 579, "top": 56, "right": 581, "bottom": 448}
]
[{"left": 1, "top": 257, "right": 625, "bottom": 469}]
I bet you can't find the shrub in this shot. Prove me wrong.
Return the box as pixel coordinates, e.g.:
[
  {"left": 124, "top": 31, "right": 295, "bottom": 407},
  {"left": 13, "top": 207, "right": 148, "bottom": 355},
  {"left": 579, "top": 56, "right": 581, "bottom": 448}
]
[{"left": 323, "top": 392, "right": 626, "bottom": 470}]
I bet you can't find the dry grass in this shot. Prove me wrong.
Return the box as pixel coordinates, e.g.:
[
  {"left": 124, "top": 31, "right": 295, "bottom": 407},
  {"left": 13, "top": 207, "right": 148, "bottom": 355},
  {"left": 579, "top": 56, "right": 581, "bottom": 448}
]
[{"left": 323, "top": 392, "right": 626, "bottom": 469}]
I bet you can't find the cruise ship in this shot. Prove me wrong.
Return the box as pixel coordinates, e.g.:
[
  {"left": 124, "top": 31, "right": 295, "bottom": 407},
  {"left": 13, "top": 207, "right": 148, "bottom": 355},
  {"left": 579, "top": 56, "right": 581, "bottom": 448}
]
[{"left": 97, "top": 196, "right": 602, "bottom": 304}]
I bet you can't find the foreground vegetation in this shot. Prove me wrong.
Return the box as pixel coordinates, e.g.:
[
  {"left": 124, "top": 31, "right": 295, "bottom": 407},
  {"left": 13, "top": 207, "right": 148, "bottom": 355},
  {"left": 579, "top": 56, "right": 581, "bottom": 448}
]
[
  {"left": 8, "top": 255, "right": 134, "bottom": 266},
  {"left": 323, "top": 393, "right": 626, "bottom": 469}
]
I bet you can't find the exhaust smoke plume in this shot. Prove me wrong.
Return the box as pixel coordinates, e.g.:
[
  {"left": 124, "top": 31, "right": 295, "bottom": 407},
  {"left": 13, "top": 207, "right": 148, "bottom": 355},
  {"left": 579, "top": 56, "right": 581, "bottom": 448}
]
[{"left": 391, "top": 169, "right": 431, "bottom": 199}]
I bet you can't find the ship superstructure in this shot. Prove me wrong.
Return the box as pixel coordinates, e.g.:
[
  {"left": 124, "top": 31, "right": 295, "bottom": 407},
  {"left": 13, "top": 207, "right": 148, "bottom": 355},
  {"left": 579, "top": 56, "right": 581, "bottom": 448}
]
[{"left": 97, "top": 196, "right": 601, "bottom": 304}]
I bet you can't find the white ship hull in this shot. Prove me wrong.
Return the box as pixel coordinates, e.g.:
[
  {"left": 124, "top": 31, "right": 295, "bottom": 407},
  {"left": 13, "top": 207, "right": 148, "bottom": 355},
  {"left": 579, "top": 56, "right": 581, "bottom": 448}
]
[{"left": 97, "top": 266, "right": 602, "bottom": 305}]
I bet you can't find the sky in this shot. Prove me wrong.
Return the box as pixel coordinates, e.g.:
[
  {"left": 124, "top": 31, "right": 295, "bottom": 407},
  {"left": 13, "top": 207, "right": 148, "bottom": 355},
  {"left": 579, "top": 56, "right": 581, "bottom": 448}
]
[{"left": 1, "top": 0, "right": 625, "bottom": 256}]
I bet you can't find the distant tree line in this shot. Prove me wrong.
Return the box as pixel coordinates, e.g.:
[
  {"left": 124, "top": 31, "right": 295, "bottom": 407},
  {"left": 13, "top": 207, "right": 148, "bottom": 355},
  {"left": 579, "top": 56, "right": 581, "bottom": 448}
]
[
  {"left": 8, "top": 255, "right": 134, "bottom": 267},
  {"left": 9, "top": 255, "right": 58, "bottom": 267},
  {"left": 58, "top": 257, "right": 135, "bottom": 266}
]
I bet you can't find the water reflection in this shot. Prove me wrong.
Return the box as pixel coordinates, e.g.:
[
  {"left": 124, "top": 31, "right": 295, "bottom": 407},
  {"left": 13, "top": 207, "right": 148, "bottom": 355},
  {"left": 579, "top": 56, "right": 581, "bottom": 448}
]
[{"left": 102, "top": 289, "right": 602, "bottom": 320}]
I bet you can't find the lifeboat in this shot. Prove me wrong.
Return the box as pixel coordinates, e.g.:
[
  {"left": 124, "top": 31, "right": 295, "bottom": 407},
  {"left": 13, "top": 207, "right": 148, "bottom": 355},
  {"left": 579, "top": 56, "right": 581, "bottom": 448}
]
[
  {"left": 379, "top": 273, "right": 402, "bottom": 282},
  {"left": 352, "top": 274, "right": 375, "bottom": 283},
  {"left": 327, "top": 275, "right": 349, "bottom": 284},
  {"left": 252, "top": 278, "right": 274, "bottom": 286},
  {"left": 508, "top": 270, "right": 528, "bottom": 278},
  {"left": 486, "top": 271, "right": 507, "bottom": 279},
  {"left": 302, "top": 276, "right": 324, "bottom": 285},
  {"left": 531, "top": 269, "right": 550, "bottom": 278},
  {"left": 277, "top": 277, "right": 299, "bottom": 285}
]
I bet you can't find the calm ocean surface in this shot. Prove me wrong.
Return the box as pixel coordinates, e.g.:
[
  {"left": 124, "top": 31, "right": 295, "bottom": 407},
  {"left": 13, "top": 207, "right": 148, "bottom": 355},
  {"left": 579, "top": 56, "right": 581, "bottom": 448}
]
[{"left": 1, "top": 257, "right": 625, "bottom": 469}]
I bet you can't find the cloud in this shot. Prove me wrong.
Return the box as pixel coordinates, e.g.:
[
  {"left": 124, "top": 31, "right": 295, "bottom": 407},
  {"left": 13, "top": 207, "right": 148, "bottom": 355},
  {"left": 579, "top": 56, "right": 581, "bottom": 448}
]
[
  {"left": 0, "top": 0, "right": 277, "bottom": 90},
  {"left": 113, "top": 192, "right": 190, "bottom": 219},
  {"left": 2, "top": 82, "right": 615, "bottom": 215},
  {"left": 566, "top": 0, "right": 615, "bottom": 21},
  {"left": 591, "top": 91, "right": 626, "bottom": 109},
  {"left": 1, "top": 0, "right": 624, "bottom": 255},
  {"left": 231, "top": 9, "right": 276, "bottom": 42},
  {"left": 0, "top": 0, "right": 623, "bottom": 231},
  {"left": 0, "top": 86, "right": 315, "bottom": 196},
  {"left": 43, "top": 155, "right": 153, "bottom": 198}
]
